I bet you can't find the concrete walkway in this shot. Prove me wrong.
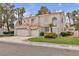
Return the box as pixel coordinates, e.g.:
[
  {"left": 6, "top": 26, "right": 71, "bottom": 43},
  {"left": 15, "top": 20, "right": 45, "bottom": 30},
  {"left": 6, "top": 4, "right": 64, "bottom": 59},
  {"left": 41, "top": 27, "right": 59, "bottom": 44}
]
[{"left": 0, "top": 36, "right": 79, "bottom": 51}]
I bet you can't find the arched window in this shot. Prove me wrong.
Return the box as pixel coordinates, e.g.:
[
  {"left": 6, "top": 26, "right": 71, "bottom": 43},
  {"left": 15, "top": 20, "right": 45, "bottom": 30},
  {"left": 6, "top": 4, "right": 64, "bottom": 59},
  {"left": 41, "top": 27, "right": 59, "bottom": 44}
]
[
  {"left": 52, "top": 17, "right": 57, "bottom": 26},
  {"left": 31, "top": 19, "right": 34, "bottom": 23}
]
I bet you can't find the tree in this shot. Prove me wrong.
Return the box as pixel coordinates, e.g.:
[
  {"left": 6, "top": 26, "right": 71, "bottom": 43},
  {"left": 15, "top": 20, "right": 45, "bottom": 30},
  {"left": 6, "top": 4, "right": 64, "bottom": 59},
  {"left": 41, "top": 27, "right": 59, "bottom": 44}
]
[
  {"left": 0, "top": 3, "right": 17, "bottom": 32},
  {"left": 0, "top": 3, "right": 25, "bottom": 33},
  {"left": 36, "top": 6, "right": 50, "bottom": 15},
  {"left": 74, "top": 16, "right": 79, "bottom": 36},
  {"left": 2, "top": 3, "right": 16, "bottom": 32},
  {"left": 16, "top": 7, "right": 25, "bottom": 24},
  {"left": 48, "top": 23, "right": 54, "bottom": 33},
  {"left": 0, "top": 4, "right": 4, "bottom": 28},
  {"left": 66, "top": 12, "right": 71, "bottom": 25},
  {"left": 71, "top": 10, "right": 78, "bottom": 24}
]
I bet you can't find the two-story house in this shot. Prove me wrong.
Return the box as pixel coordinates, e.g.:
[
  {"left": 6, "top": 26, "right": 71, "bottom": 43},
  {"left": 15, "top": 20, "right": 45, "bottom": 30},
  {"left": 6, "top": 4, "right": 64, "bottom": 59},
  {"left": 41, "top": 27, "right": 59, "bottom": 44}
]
[{"left": 14, "top": 11, "right": 65, "bottom": 37}]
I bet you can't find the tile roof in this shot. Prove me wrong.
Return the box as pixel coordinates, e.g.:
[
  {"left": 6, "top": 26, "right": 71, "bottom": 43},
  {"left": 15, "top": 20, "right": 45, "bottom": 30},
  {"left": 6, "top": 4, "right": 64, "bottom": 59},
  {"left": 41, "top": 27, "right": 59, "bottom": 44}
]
[
  {"left": 16, "top": 11, "right": 64, "bottom": 29},
  {"left": 23, "top": 11, "right": 64, "bottom": 20}
]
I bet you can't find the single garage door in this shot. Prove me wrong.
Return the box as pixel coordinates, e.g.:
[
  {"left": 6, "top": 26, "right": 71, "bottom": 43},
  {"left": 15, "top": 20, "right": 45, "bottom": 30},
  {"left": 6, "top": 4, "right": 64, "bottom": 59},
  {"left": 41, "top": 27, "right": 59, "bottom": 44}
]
[
  {"left": 16, "top": 29, "right": 29, "bottom": 36},
  {"left": 31, "top": 29, "right": 39, "bottom": 37}
]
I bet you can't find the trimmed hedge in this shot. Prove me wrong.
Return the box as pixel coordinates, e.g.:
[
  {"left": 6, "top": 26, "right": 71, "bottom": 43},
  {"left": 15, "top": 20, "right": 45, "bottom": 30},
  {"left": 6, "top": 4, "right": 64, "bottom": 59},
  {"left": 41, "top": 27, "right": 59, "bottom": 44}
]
[
  {"left": 40, "top": 32, "right": 44, "bottom": 36},
  {"left": 3, "top": 31, "right": 14, "bottom": 34},
  {"left": 44, "top": 32, "right": 57, "bottom": 38},
  {"left": 60, "top": 31, "right": 74, "bottom": 36}
]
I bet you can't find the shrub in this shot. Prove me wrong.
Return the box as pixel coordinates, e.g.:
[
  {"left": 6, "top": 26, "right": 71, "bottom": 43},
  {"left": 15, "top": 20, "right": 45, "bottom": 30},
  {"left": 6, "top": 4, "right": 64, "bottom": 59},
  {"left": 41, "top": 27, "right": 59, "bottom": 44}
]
[
  {"left": 10, "top": 31, "right": 14, "bottom": 34},
  {"left": 3, "top": 32, "right": 8, "bottom": 34},
  {"left": 60, "top": 31, "right": 73, "bottom": 36},
  {"left": 40, "top": 32, "right": 44, "bottom": 36},
  {"left": 3, "top": 31, "right": 14, "bottom": 34},
  {"left": 44, "top": 32, "right": 57, "bottom": 38}
]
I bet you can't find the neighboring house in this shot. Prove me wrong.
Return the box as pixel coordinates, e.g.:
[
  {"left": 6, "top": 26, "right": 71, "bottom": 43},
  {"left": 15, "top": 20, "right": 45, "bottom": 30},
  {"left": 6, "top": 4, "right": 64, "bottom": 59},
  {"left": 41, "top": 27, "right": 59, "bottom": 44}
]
[
  {"left": 0, "top": 23, "right": 3, "bottom": 35},
  {"left": 64, "top": 23, "right": 75, "bottom": 32},
  {"left": 14, "top": 11, "right": 65, "bottom": 37}
]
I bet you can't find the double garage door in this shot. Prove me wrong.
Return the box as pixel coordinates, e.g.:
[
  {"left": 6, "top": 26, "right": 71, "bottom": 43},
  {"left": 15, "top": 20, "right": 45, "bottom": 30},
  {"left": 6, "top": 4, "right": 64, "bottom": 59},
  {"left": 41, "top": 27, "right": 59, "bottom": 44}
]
[
  {"left": 31, "top": 30, "right": 39, "bottom": 37},
  {"left": 16, "top": 29, "right": 29, "bottom": 36},
  {"left": 16, "top": 29, "right": 39, "bottom": 37}
]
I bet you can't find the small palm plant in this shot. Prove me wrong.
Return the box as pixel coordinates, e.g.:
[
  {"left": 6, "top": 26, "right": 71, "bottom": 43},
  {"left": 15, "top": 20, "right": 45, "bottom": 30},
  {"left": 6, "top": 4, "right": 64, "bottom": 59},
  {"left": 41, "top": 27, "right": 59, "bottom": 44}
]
[{"left": 48, "top": 23, "right": 55, "bottom": 33}]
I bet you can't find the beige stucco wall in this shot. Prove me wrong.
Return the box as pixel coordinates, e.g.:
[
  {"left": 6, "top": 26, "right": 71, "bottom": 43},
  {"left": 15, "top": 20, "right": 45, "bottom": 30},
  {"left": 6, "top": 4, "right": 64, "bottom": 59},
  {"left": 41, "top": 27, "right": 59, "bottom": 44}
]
[
  {"left": 15, "top": 12, "right": 65, "bottom": 37},
  {"left": 15, "top": 29, "right": 29, "bottom": 36},
  {"left": 37, "top": 13, "right": 65, "bottom": 34}
]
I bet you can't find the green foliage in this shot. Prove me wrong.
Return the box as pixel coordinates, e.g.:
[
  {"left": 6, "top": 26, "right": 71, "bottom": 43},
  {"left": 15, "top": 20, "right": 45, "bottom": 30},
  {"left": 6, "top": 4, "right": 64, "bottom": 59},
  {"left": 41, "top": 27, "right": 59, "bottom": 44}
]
[
  {"left": 16, "top": 7, "right": 25, "bottom": 17},
  {"left": 49, "top": 24, "right": 54, "bottom": 28},
  {"left": 16, "top": 7, "right": 25, "bottom": 25},
  {"left": 29, "top": 37, "right": 79, "bottom": 45},
  {"left": 66, "top": 12, "right": 71, "bottom": 19},
  {"left": 66, "top": 10, "right": 79, "bottom": 26},
  {"left": 36, "top": 6, "right": 50, "bottom": 15},
  {"left": 40, "top": 32, "right": 44, "bottom": 36},
  {"left": 0, "top": 3, "right": 16, "bottom": 32},
  {"left": 44, "top": 32, "right": 57, "bottom": 38},
  {"left": 60, "top": 32, "right": 74, "bottom": 36},
  {"left": 0, "top": 3, "right": 25, "bottom": 32},
  {"left": 74, "top": 16, "right": 79, "bottom": 30},
  {"left": 3, "top": 31, "right": 14, "bottom": 34},
  {"left": 48, "top": 23, "right": 55, "bottom": 32}
]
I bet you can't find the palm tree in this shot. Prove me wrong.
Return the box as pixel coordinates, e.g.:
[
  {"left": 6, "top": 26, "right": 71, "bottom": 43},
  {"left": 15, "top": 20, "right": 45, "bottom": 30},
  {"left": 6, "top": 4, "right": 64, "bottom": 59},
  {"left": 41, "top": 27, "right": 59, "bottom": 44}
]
[
  {"left": 71, "top": 10, "right": 78, "bottom": 25},
  {"left": 20, "top": 7, "right": 25, "bottom": 20},
  {"left": 48, "top": 23, "right": 54, "bottom": 33},
  {"left": 16, "top": 7, "right": 25, "bottom": 20},
  {"left": 16, "top": 7, "right": 25, "bottom": 24},
  {"left": 66, "top": 12, "right": 71, "bottom": 25}
]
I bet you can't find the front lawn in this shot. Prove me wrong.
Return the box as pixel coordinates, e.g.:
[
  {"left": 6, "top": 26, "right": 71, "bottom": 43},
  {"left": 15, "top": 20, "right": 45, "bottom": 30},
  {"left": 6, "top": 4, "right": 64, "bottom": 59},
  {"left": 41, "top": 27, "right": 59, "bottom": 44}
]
[{"left": 29, "top": 37, "right": 79, "bottom": 45}]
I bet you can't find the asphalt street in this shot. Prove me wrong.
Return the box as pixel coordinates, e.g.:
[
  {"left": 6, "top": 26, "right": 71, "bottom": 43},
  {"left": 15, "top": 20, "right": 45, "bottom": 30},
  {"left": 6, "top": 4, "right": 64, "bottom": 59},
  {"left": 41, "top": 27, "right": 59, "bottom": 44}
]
[{"left": 0, "top": 42, "right": 79, "bottom": 56}]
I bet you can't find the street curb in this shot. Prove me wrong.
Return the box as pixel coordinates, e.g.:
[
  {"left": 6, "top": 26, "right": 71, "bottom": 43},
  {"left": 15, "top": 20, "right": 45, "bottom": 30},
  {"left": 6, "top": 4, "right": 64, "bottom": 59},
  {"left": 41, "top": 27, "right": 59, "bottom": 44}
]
[
  {"left": 26, "top": 42, "right": 79, "bottom": 51},
  {"left": 0, "top": 40, "right": 79, "bottom": 51}
]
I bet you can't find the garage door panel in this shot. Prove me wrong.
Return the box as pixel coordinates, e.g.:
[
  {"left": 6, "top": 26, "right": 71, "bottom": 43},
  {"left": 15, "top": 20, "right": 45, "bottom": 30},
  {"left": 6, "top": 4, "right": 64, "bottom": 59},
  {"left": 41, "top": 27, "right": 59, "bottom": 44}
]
[
  {"left": 16, "top": 29, "right": 29, "bottom": 36},
  {"left": 31, "top": 30, "right": 39, "bottom": 37}
]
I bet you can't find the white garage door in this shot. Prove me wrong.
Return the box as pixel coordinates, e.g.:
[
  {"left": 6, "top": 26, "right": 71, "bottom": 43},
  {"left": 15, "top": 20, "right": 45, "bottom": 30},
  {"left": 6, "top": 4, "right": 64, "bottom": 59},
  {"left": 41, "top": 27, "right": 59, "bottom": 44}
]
[
  {"left": 31, "top": 29, "right": 39, "bottom": 37},
  {"left": 16, "top": 29, "right": 29, "bottom": 36}
]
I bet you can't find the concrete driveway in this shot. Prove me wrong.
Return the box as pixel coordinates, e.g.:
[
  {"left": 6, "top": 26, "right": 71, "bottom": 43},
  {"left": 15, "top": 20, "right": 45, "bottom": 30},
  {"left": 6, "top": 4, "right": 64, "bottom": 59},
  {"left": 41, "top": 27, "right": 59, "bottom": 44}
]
[{"left": 0, "top": 36, "right": 31, "bottom": 43}]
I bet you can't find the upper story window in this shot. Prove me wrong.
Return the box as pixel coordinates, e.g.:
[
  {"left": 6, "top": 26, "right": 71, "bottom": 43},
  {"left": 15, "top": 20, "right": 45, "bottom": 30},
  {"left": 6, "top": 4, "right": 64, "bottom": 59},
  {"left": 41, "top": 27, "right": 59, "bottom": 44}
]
[
  {"left": 52, "top": 17, "right": 57, "bottom": 26},
  {"left": 31, "top": 19, "right": 34, "bottom": 23}
]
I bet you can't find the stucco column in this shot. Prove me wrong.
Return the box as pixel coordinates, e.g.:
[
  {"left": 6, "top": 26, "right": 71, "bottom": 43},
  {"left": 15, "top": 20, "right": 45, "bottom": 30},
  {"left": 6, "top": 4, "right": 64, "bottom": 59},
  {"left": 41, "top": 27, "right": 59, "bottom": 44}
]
[
  {"left": 49, "top": 27, "right": 51, "bottom": 32},
  {"left": 29, "top": 27, "right": 31, "bottom": 36}
]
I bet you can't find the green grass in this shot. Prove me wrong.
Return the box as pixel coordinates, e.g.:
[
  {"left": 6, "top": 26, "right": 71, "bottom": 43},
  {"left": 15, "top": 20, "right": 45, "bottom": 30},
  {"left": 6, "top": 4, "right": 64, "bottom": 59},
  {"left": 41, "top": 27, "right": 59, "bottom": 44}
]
[{"left": 29, "top": 36, "right": 79, "bottom": 45}]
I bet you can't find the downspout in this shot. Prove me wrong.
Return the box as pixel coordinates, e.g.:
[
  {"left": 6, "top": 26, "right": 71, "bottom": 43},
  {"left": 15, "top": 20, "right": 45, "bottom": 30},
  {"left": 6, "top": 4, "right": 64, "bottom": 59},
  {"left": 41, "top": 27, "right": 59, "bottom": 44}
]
[{"left": 38, "top": 16, "right": 40, "bottom": 36}]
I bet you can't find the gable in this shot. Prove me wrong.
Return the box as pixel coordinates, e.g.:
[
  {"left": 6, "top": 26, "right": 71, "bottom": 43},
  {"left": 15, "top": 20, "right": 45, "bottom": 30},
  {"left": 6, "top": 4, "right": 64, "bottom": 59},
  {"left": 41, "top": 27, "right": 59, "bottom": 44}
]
[{"left": 15, "top": 11, "right": 65, "bottom": 29}]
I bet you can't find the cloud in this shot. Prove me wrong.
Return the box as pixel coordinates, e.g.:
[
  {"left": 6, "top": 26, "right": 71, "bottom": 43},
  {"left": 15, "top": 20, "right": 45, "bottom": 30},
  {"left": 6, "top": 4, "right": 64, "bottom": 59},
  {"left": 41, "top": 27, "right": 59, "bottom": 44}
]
[
  {"left": 26, "top": 4, "right": 34, "bottom": 10},
  {"left": 24, "top": 11, "right": 31, "bottom": 17},
  {"left": 58, "top": 3, "right": 62, "bottom": 6},
  {"left": 24, "top": 3, "right": 36, "bottom": 16},
  {"left": 75, "top": 3, "right": 79, "bottom": 5}
]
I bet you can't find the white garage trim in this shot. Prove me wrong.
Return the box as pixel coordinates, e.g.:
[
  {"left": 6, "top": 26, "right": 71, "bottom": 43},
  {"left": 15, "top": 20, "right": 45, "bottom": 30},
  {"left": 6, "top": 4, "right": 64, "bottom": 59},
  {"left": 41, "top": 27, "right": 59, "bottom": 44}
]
[{"left": 15, "top": 29, "right": 30, "bottom": 37}]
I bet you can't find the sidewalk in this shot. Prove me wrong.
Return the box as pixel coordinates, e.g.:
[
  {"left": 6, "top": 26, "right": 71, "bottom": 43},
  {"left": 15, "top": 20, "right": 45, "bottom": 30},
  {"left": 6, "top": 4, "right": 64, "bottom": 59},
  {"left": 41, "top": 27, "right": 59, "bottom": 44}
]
[{"left": 0, "top": 36, "right": 79, "bottom": 51}]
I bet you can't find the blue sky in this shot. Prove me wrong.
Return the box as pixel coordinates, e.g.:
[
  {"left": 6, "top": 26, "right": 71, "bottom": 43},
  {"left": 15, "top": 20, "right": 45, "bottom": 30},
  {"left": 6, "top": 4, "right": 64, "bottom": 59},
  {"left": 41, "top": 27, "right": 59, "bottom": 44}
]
[{"left": 14, "top": 3, "right": 79, "bottom": 16}]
